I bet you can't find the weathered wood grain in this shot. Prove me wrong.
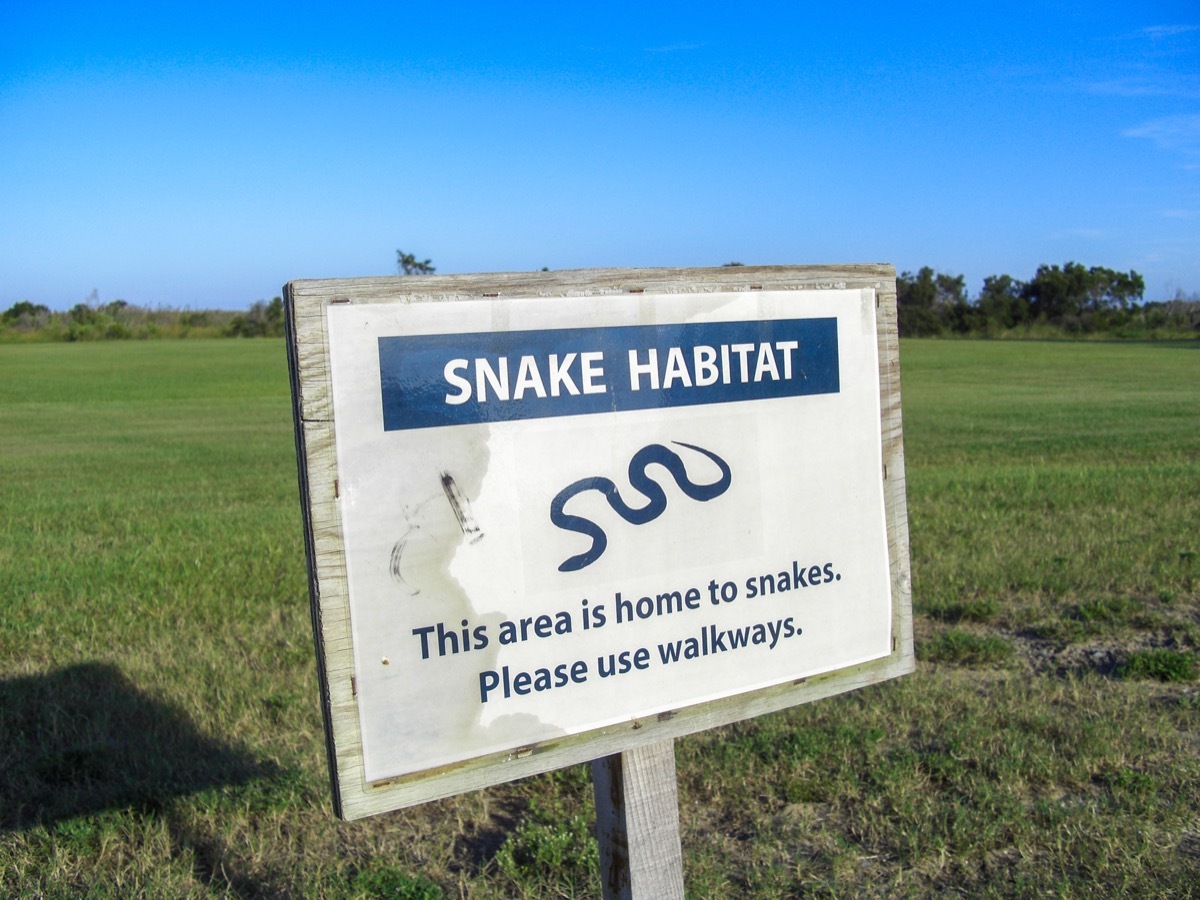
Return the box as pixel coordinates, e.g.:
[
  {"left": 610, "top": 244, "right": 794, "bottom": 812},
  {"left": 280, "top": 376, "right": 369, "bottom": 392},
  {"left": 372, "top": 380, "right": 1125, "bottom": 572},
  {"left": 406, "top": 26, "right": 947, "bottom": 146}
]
[{"left": 592, "top": 740, "right": 685, "bottom": 899}]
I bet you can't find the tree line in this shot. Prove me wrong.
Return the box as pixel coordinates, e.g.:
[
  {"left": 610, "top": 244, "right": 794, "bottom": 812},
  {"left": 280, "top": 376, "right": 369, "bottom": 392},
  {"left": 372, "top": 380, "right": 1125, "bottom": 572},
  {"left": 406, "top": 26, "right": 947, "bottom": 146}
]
[
  {"left": 0, "top": 296, "right": 285, "bottom": 342},
  {"left": 4, "top": 258, "right": 1198, "bottom": 343},
  {"left": 898, "top": 261, "right": 1199, "bottom": 337}
]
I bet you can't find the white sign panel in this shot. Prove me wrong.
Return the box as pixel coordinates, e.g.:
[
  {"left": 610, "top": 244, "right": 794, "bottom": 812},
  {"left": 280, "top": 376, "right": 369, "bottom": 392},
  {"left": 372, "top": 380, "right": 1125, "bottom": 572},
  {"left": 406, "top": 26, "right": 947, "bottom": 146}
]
[{"left": 324, "top": 288, "right": 891, "bottom": 784}]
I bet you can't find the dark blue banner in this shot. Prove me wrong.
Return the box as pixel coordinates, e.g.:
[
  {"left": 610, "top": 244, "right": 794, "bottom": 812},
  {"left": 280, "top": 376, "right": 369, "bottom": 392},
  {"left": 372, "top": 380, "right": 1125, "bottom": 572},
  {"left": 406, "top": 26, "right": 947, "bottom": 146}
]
[{"left": 378, "top": 317, "right": 839, "bottom": 431}]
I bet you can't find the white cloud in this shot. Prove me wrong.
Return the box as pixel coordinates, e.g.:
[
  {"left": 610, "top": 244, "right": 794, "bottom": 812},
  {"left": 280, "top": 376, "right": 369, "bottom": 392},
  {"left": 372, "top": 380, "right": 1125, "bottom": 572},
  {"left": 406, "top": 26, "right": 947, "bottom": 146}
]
[
  {"left": 1084, "top": 75, "right": 1200, "bottom": 99},
  {"left": 1123, "top": 114, "right": 1200, "bottom": 156},
  {"left": 1140, "top": 24, "right": 1199, "bottom": 40}
]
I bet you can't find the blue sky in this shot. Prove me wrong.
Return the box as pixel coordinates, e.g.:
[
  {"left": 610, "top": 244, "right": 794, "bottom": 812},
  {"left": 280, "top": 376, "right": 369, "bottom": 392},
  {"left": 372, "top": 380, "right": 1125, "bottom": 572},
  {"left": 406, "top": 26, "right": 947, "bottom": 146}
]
[{"left": 2, "top": 2, "right": 1198, "bottom": 311}]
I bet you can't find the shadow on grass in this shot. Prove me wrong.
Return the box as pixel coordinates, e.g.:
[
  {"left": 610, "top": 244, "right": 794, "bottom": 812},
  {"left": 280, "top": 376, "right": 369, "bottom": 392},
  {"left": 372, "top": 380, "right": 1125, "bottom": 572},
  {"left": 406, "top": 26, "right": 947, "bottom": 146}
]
[{"left": 0, "top": 661, "right": 279, "bottom": 832}]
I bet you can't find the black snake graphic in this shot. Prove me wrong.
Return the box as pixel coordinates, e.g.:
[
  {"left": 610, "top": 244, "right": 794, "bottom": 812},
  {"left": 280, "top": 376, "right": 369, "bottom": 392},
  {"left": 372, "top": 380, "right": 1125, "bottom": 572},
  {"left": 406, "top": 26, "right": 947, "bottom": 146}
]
[{"left": 550, "top": 441, "right": 732, "bottom": 572}]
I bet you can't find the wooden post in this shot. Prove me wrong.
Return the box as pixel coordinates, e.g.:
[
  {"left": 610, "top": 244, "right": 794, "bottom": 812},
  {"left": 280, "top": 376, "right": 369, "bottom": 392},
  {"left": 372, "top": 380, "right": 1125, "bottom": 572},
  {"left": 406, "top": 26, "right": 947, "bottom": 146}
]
[{"left": 592, "top": 739, "right": 685, "bottom": 899}]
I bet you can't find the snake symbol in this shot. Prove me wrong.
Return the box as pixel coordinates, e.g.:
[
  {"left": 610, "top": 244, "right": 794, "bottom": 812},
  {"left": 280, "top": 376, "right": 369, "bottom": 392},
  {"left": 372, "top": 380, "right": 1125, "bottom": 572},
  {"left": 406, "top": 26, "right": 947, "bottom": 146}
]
[{"left": 549, "top": 441, "right": 732, "bottom": 572}]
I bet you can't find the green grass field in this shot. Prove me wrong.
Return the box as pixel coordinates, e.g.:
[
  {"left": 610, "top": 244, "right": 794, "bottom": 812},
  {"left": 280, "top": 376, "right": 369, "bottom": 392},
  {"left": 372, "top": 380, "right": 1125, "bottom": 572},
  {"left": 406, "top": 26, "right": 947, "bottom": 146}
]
[{"left": 1, "top": 338, "right": 1197, "bottom": 897}]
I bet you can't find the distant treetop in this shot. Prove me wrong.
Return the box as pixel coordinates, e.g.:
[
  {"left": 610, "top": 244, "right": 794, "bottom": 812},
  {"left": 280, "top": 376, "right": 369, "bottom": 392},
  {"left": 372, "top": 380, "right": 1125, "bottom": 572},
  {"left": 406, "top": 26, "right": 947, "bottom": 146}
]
[{"left": 397, "top": 251, "right": 435, "bottom": 276}]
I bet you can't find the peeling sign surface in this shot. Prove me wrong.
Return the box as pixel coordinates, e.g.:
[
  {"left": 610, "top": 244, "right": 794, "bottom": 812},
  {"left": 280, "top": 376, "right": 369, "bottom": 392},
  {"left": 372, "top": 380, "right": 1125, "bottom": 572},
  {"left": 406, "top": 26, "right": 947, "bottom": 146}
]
[{"left": 325, "top": 289, "right": 892, "bottom": 783}]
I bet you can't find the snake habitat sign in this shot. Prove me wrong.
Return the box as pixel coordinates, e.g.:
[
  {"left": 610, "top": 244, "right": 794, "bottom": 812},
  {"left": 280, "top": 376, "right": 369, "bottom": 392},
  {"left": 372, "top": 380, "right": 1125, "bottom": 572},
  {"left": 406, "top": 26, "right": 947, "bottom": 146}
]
[{"left": 319, "top": 285, "right": 894, "bottom": 785}]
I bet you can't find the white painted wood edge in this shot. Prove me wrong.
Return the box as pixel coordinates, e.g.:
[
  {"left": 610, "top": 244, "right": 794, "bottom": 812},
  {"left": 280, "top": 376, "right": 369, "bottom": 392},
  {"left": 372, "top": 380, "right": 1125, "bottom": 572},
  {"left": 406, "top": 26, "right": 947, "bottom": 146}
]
[{"left": 285, "top": 265, "right": 913, "bottom": 820}]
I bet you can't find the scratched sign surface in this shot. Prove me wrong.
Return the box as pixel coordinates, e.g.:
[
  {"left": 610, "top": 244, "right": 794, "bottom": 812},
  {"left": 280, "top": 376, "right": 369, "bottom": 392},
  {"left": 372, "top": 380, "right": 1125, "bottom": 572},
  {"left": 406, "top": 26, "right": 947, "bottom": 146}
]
[{"left": 326, "top": 290, "right": 891, "bottom": 782}]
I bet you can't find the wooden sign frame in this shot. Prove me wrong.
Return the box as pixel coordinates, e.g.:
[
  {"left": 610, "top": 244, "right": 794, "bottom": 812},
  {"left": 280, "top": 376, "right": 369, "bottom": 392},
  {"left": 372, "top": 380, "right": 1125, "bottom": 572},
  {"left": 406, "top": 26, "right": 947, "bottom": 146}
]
[{"left": 285, "top": 265, "right": 913, "bottom": 821}]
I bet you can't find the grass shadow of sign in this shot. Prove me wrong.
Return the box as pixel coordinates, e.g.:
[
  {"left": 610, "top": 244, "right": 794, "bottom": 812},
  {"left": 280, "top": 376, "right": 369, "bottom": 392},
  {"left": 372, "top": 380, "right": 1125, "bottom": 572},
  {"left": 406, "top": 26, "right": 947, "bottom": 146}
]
[{"left": 0, "top": 662, "right": 279, "bottom": 832}]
